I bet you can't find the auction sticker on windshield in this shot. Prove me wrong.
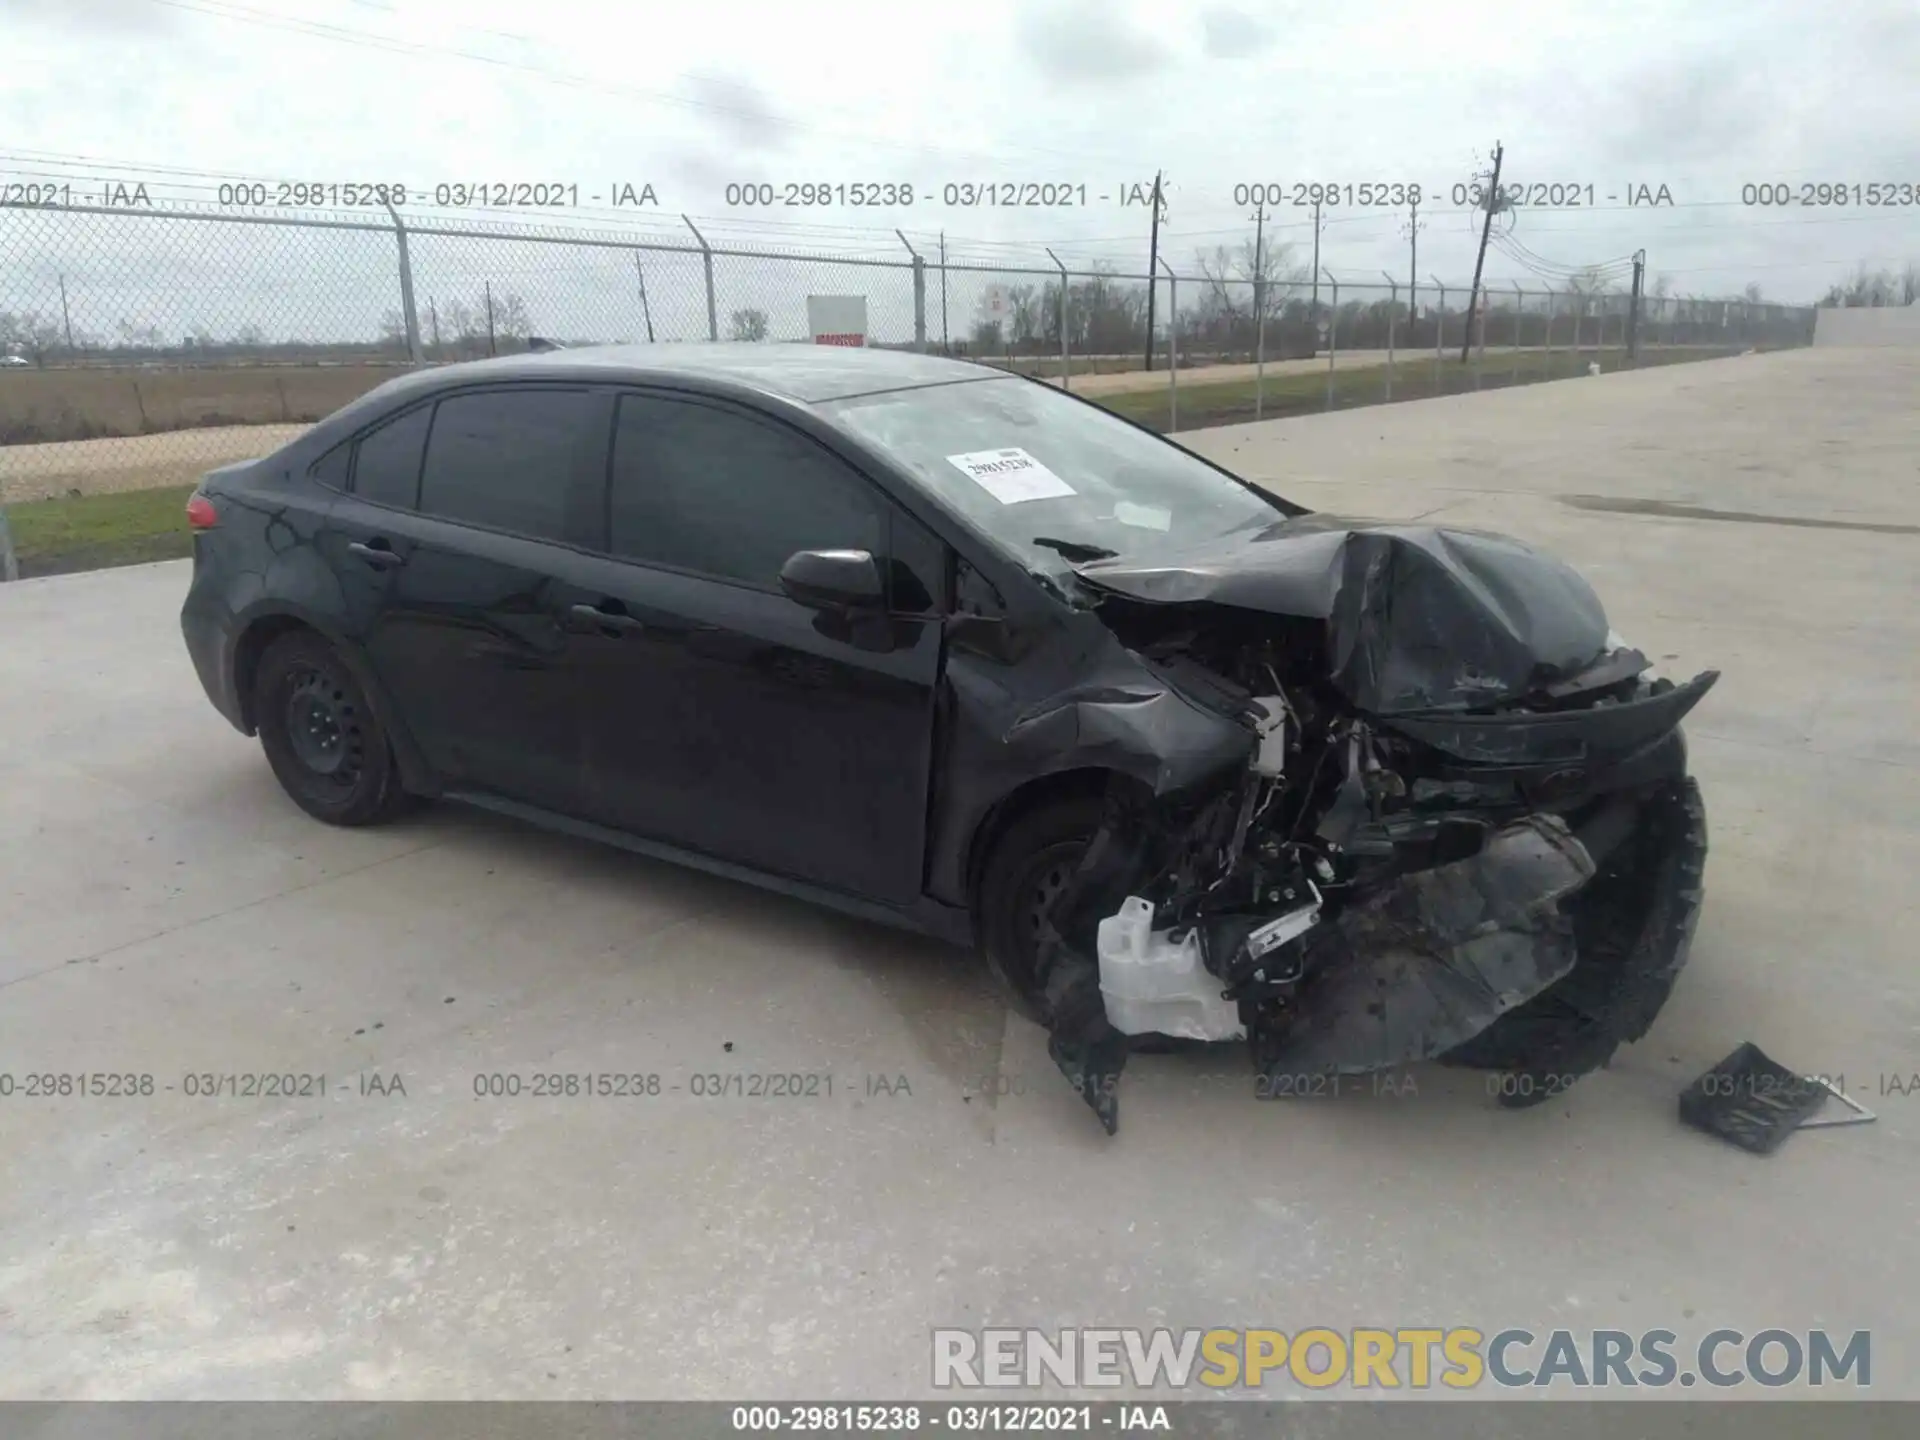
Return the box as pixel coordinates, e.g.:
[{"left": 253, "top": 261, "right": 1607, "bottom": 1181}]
[{"left": 946, "top": 447, "right": 1076, "bottom": 504}]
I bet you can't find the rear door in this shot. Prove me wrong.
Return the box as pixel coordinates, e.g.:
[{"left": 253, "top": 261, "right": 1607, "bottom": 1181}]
[
  {"left": 321, "top": 383, "right": 606, "bottom": 810},
  {"left": 561, "top": 389, "right": 948, "bottom": 905}
]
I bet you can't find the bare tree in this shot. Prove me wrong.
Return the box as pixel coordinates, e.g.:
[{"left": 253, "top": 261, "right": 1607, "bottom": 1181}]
[
  {"left": 0, "top": 311, "right": 63, "bottom": 366},
  {"left": 1560, "top": 265, "right": 1618, "bottom": 322},
  {"left": 1060, "top": 265, "right": 1149, "bottom": 354},
  {"left": 494, "top": 292, "right": 532, "bottom": 342},
  {"left": 1193, "top": 238, "right": 1306, "bottom": 327},
  {"left": 1820, "top": 260, "right": 1920, "bottom": 307},
  {"left": 1006, "top": 283, "right": 1042, "bottom": 348},
  {"left": 427, "top": 298, "right": 488, "bottom": 358},
  {"left": 113, "top": 318, "right": 164, "bottom": 350},
  {"left": 441, "top": 298, "right": 478, "bottom": 354},
  {"left": 968, "top": 291, "right": 1005, "bottom": 352},
  {"left": 1742, "top": 281, "right": 1764, "bottom": 304},
  {"left": 728, "top": 307, "right": 769, "bottom": 342}
]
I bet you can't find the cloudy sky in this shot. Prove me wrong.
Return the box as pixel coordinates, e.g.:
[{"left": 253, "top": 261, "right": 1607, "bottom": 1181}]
[{"left": 5, "top": 0, "right": 1918, "bottom": 341}]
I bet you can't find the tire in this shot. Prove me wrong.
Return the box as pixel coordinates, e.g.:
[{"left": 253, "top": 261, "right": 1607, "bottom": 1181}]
[
  {"left": 254, "top": 630, "right": 415, "bottom": 827},
  {"left": 976, "top": 796, "right": 1106, "bottom": 1023}
]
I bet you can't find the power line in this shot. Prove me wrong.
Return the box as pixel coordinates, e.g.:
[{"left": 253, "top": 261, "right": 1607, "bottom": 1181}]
[{"left": 1492, "top": 230, "right": 1636, "bottom": 279}]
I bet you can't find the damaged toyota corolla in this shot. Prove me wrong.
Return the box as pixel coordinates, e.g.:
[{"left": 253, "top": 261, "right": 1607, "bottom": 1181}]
[{"left": 180, "top": 346, "right": 1711, "bottom": 1135}]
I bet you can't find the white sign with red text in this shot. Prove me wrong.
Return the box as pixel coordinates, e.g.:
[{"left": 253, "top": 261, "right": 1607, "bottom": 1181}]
[{"left": 807, "top": 294, "right": 868, "bottom": 346}]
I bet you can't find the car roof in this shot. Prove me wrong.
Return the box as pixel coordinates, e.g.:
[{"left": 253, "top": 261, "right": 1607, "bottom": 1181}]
[{"left": 371, "top": 343, "right": 1010, "bottom": 407}]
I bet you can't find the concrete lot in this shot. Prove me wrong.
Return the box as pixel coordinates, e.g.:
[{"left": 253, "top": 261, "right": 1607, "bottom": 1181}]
[{"left": 0, "top": 346, "right": 1915, "bottom": 1400}]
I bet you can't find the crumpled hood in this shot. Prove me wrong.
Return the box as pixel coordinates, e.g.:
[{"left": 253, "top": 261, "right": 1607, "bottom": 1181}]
[{"left": 1072, "top": 515, "right": 1613, "bottom": 714}]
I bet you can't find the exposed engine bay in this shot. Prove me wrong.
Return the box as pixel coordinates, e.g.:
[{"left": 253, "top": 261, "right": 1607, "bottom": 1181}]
[{"left": 1016, "top": 521, "right": 1716, "bottom": 1134}]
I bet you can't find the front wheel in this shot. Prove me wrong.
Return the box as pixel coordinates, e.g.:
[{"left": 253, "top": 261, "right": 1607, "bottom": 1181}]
[
  {"left": 254, "top": 631, "right": 415, "bottom": 827},
  {"left": 975, "top": 797, "right": 1105, "bottom": 1023}
]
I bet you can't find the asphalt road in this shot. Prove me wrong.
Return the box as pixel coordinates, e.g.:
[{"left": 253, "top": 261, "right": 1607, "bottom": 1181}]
[{"left": 1, "top": 347, "right": 1914, "bottom": 1402}]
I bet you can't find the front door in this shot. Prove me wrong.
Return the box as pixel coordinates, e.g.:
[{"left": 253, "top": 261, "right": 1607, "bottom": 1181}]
[{"left": 561, "top": 390, "right": 945, "bottom": 906}]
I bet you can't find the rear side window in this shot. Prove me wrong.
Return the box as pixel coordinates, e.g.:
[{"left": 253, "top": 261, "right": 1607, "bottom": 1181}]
[
  {"left": 608, "top": 393, "right": 883, "bottom": 588},
  {"left": 351, "top": 406, "right": 432, "bottom": 510},
  {"left": 309, "top": 440, "right": 351, "bottom": 489},
  {"left": 418, "top": 388, "right": 593, "bottom": 541}
]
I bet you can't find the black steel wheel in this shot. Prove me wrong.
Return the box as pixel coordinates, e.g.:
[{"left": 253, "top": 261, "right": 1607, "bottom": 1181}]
[{"left": 254, "top": 631, "right": 414, "bottom": 827}]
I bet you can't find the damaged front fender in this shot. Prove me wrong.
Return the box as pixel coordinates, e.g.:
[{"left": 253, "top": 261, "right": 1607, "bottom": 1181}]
[{"left": 1001, "top": 682, "right": 1255, "bottom": 798}]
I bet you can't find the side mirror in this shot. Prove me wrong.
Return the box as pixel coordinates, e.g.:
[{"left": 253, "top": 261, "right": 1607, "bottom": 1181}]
[{"left": 779, "top": 548, "right": 885, "bottom": 611}]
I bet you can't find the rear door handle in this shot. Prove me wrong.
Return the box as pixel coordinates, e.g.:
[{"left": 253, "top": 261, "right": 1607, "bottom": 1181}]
[
  {"left": 568, "top": 603, "right": 644, "bottom": 636},
  {"left": 347, "top": 540, "right": 405, "bottom": 570}
]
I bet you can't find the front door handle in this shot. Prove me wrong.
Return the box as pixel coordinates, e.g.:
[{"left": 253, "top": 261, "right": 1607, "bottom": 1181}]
[
  {"left": 568, "top": 602, "right": 644, "bottom": 636},
  {"left": 347, "top": 540, "right": 405, "bottom": 571}
]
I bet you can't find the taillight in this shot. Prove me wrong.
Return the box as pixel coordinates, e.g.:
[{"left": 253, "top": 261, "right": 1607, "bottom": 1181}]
[{"left": 186, "top": 493, "right": 219, "bottom": 530}]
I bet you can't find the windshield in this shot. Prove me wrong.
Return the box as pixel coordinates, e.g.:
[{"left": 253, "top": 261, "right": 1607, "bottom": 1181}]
[{"left": 820, "top": 375, "right": 1289, "bottom": 572}]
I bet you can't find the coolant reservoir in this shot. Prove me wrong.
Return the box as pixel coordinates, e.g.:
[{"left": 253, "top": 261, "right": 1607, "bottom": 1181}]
[{"left": 1096, "top": 897, "right": 1247, "bottom": 1043}]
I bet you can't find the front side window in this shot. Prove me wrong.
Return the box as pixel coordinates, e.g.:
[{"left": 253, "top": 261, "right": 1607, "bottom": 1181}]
[
  {"left": 350, "top": 405, "right": 432, "bottom": 511},
  {"left": 608, "top": 393, "right": 884, "bottom": 589},
  {"left": 417, "top": 388, "right": 594, "bottom": 541}
]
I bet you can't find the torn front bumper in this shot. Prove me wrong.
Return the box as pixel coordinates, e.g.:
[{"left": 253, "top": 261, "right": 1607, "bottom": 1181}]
[
  {"left": 1248, "top": 812, "right": 1595, "bottom": 1079},
  {"left": 1041, "top": 778, "right": 1708, "bottom": 1134},
  {"left": 1438, "top": 776, "right": 1709, "bottom": 1091}
]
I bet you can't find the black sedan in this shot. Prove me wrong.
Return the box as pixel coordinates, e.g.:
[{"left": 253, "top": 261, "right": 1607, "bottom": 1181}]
[{"left": 181, "top": 344, "right": 1712, "bottom": 1132}]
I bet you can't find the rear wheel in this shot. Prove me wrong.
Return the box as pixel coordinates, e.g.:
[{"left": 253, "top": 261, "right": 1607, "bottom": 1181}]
[
  {"left": 976, "top": 797, "right": 1105, "bottom": 1023},
  {"left": 254, "top": 631, "right": 415, "bottom": 827}
]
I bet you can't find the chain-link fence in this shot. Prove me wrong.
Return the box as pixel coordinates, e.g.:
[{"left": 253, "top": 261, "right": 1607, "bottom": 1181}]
[{"left": 1, "top": 202, "right": 1818, "bottom": 514}]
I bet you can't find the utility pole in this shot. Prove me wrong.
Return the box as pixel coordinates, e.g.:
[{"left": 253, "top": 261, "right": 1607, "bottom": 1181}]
[
  {"left": 429, "top": 298, "right": 440, "bottom": 351},
  {"left": 1309, "top": 197, "right": 1323, "bottom": 317},
  {"left": 1251, "top": 199, "right": 1269, "bottom": 419},
  {"left": 635, "top": 253, "right": 655, "bottom": 342},
  {"left": 940, "top": 231, "right": 950, "bottom": 355},
  {"left": 1405, "top": 196, "right": 1421, "bottom": 335},
  {"left": 1462, "top": 141, "right": 1504, "bottom": 363},
  {"left": 485, "top": 280, "right": 497, "bottom": 357},
  {"left": 1143, "top": 170, "right": 1165, "bottom": 371},
  {"left": 1626, "top": 248, "right": 1646, "bottom": 362},
  {"left": 58, "top": 273, "right": 73, "bottom": 351}
]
